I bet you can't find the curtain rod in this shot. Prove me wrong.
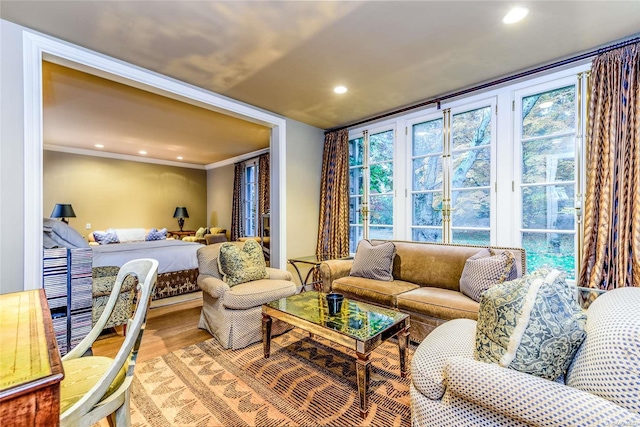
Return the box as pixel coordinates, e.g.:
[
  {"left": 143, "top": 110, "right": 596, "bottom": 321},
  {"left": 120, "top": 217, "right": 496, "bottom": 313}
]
[{"left": 325, "top": 36, "right": 640, "bottom": 134}]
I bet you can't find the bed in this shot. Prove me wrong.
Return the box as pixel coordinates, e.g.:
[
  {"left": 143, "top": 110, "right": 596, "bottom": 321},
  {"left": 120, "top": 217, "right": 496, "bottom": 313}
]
[{"left": 91, "top": 239, "right": 202, "bottom": 300}]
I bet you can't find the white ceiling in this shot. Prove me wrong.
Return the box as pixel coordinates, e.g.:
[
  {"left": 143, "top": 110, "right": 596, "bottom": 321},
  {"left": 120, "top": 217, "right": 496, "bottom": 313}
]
[{"left": 2, "top": 1, "right": 640, "bottom": 165}]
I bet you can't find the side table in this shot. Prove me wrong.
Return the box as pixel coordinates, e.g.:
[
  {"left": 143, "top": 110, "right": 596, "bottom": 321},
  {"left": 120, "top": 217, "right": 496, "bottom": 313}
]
[
  {"left": 168, "top": 230, "right": 196, "bottom": 240},
  {"left": 288, "top": 255, "right": 353, "bottom": 292}
]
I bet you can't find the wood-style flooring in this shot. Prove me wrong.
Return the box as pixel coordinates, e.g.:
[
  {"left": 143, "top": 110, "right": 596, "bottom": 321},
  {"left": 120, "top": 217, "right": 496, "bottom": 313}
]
[{"left": 92, "top": 296, "right": 211, "bottom": 362}]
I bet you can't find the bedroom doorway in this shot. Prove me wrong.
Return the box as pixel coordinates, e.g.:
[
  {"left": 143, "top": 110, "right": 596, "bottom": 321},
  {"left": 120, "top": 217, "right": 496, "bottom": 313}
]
[{"left": 22, "top": 30, "right": 287, "bottom": 289}]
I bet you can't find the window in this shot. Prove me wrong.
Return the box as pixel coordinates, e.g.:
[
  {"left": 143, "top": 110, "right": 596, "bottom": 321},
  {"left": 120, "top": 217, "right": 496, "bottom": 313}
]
[
  {"left": 348, "top": 127, "right": 395, "bottom": 253},
  {"left": 243, "top": 160, "right": 259, "bottom": 236},
  {"left": 514, "top": 80, "right": 580, "bottom": 279},
  {"left": 410, "top": 102, "right": 495, "bottom": 246}
]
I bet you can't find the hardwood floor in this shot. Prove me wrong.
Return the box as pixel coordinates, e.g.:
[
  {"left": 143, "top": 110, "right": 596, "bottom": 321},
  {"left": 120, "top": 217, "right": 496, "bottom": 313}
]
[{"left": 92, "top": 296, "right": 211, "bottom": 363}]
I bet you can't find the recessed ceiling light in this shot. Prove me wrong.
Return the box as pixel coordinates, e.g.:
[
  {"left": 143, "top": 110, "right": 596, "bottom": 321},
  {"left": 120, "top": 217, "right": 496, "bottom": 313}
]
[
  {"left": 539, "top": 101, "right": 553, "bottom": 109},
  {"left": 94, "top": 144, "right": 104, "bottom": 148},
  {"left": 334, "top": 86, "right": 348, "bottom": 94},
  {"left": 139, "top": 150, "right": 147, "bottom": 155},
  {"left": 177, "top": 156, "right": 183, "bottom": 160},
  {"left": 502, "top": 7, "right": 529, "bottom": 24}
]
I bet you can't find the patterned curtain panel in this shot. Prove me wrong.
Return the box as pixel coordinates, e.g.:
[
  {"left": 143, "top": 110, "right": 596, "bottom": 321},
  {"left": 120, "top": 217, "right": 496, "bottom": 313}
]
[
  {"left": 230, "top": 162, "right": 244, "bottom": 242},
  {"left": 580, "top": 42, "right": 640, "bottom": 290},
  {"left": 316, "top": 129, "right": 350, "bottom": 259},
  {"left": 258, "top": 153, "right": 270, "bottom": 237}
]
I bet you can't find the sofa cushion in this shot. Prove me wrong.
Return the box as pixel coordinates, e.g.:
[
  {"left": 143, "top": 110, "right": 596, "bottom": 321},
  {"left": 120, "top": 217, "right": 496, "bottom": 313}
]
[
  {"left": 475, "top": 269, "right": 586, "bottom": 381},
  {"left": 397, "top": 287, "right": 480, "bottom": 321},
  {"left": 218, "top": 239, "right": 268, "bottom": 287},
  {"left": 223, "top": 279, "right": 297, "bottom": 310},
  {"left": 350, "top": 239, "right": 396, "bottom": 281},
  {"left": 195, "top": 227, "right": 207, "bottom": 238},
  {"left": 566, "top": 287, "right": 640, "bottom": 413},
  {"left": 332, "top": 276, "right": 419, "bottom": 307},
  {"left": 459, "top": 249, "right": 516, "bottom": 302}
]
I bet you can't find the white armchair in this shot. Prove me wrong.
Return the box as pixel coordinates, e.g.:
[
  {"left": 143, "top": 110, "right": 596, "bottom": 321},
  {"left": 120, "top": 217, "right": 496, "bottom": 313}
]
[
  {"left": 196, "top": 242, "right": 299, "bottom": 349},
  {"left": 410, "top": 287, "right": 640, "bottom": 426}
]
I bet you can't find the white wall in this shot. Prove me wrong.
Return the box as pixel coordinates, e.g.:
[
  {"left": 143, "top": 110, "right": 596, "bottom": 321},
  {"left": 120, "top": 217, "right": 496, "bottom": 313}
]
[
  {"left": 1, "top": 20, "right": 26, "bottom": 293},
  {"left": 206, "top": 164, "right": 234, "bottom": 232}
]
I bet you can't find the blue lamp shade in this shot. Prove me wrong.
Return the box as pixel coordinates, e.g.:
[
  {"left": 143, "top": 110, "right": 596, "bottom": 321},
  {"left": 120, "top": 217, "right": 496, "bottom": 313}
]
[
  {"left": 173, "top": 207, "right": 189, "bottom": 231},
  {"left": 51, "top": 204, "right": 76, "bottom": 224}
]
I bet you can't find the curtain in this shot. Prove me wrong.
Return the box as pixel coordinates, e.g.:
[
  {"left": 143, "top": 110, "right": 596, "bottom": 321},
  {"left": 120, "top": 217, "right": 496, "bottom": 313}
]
[
  {"left": 316, "top": 129, "right": 350, "bottom": 259},
  {"left": 230, "top": 162, "right": 244, "bottom": 242},
  {"left": 258, "top": 153, "right": 270, "bottom": 238},
  {"left": 580, "top": 42, "right": 640, "bottom": 290}
]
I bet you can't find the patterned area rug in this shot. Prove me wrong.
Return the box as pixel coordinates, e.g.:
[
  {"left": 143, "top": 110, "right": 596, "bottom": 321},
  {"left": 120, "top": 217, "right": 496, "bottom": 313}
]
[{"left": 129, "top": 328, "right": 414, "bottom": 426}]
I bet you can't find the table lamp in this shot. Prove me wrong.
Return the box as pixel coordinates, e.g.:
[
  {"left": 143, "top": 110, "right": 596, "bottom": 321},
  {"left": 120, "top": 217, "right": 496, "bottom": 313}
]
[
  {"left": 173, "top": 207, "right": 189, "bottom": 231},
  {"left": 50, "top": 203, "right": 76, "bottom": 224}
]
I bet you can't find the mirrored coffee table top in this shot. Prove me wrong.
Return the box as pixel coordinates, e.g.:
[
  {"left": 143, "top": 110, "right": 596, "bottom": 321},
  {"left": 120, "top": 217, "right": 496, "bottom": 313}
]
[{"left": 264, "top": 291, "right": 408, "bottom": 341}]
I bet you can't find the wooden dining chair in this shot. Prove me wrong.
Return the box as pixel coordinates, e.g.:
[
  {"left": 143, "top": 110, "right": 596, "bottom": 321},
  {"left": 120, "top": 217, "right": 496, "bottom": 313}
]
[{"left": 59, "top": 258, "right": 158, "bottom": 427}]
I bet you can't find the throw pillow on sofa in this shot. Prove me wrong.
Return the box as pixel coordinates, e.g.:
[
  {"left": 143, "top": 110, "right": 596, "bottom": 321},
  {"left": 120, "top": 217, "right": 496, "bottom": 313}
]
[
  {"left": 349, "top": 239, "right": 396, "bottom": 281},
  {"left": 218, "top": 239, "right": 268, "bottom": 287},
  {"left": 459, "top": 248, "right": 516, "bottom": 302},
  {"left": 475, "top": 268, "right": 586, "bottom": 381},
  {"left": 93, "top": 228, "right": 120, "bottom": 245}
]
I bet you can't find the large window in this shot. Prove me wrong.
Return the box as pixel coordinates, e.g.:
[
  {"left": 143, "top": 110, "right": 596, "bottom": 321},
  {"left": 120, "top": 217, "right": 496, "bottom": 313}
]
[
  {"left": 243, "top": 159, "right": 259, "bottom": 236},
  {"left": 347, "top": 64, "right": 588, "bottom": 281}
]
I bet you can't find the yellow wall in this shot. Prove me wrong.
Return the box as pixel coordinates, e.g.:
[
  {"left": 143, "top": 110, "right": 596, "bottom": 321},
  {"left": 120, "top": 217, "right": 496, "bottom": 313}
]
[
  {"left": 43, "top": 151, "right": 207, "bottom": 239},
  {"left": 206, "top": 164, "right": 234, "bottom": 233}
]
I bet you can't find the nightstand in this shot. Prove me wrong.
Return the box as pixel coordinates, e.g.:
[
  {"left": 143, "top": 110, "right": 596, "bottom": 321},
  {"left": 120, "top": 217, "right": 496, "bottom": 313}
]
[{"left": 168, "top": 230, "right": 196, "bottom": 240}]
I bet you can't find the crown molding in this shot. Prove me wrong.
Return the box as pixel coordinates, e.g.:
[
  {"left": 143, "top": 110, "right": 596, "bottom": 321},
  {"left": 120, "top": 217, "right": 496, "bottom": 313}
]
[{"left": 205, "top": 147, "right": 269, "bottom": 170}]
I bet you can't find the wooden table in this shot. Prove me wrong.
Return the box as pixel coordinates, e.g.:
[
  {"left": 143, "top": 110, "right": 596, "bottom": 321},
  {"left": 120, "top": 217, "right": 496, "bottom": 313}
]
[
  {"left": 262, "top": 291, "right": 409, "bottom": 418},
  {"left": 168, "top": 230, "right": 196, "bottom": 240},
  {"left": 0, "top": 289, "right": 64, "bottom": 426}
]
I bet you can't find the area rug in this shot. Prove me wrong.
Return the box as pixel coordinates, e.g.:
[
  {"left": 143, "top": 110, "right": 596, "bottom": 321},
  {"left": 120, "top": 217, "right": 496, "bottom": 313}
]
[{"left": 129, "top": 328, "right": 414, "bottom": 426}]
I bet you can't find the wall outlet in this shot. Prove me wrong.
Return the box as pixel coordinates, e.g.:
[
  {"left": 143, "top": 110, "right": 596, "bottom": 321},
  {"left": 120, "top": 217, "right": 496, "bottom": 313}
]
[{"left": 86, "top": 223, "right": 91, "bottom": 230}]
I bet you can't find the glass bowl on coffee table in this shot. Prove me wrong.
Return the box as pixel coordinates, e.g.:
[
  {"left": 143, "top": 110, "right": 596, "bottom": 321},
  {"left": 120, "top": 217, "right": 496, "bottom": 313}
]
[{"left": 262, "top": 291, "right": 409, "bottom": 418}]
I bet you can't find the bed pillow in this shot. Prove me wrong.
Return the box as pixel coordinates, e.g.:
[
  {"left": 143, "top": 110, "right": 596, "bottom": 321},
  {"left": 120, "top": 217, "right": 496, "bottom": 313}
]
[
  {"left": 349, "top": 239, "right": 396, "bottom": 281},
  {"left": 93, "top": 229, "right": 120, "bottom": 245},
  {"left": 146, "top": 228, "right": 167, "bottom": 241},
  {"left": 217, "top": 239, "right": 268, "bottom": 287},
  {"left": 43, "top": 218, "right": 90, "bottom": 249},
  {"left": 475, "top": 268, "right": 586, "bottom": 381},
  {"left": 115, "top": 228, "right": 147, "bottom": 243},
  {"left": 459, "top": 248, "right": 516, "bottom": 302}
]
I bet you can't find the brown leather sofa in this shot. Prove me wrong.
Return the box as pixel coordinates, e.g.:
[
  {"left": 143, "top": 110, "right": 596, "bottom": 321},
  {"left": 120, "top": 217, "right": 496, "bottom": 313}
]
[{"left": 319, "top": 240, "right": 526, "bottom": 343}]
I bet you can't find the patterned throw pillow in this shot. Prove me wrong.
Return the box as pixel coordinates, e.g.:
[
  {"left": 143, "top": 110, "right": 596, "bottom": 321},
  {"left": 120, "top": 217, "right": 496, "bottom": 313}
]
[
  {"left": 459, "top": 248, "right": 516, "bottom": 302},
  {"left": 475, "top": 268, "right": 586, "bottom": 381},
  {"left": 349, "top": 239, "right": 396, "bottom": 281},
  {"left": 93, "top": 229, "right": 120, "bottom": 245},
  {"left": 146, "top": 228, "right": 167, "bottom": 241},
  {"left": 195, "top": 227, "right": 207, "bottom": 239},
  {"left": 217, "top": 239, "right": 268, "bottom": 287}
]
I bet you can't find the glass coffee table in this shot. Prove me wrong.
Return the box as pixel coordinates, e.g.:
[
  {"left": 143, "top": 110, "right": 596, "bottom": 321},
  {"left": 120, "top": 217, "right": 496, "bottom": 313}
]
[{"left": 262, "top": 291, "right": 410, "bottom": 418}]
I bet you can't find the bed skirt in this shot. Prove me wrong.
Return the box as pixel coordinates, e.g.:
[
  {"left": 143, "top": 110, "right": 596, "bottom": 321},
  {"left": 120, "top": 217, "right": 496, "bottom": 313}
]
[{"left": 154, "top": 268, "right": 200, "bottom": 300}]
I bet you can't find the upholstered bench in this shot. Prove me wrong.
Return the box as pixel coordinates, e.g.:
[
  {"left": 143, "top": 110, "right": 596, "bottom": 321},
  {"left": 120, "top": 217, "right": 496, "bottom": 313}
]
[{"left": 92, "top": 266, "right": 137, "bottom": 330}]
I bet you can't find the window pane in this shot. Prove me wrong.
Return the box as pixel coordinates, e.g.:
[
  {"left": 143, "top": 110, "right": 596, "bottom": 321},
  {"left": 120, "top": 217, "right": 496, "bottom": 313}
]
[
  {"left": 522, "top": 232, "right": 575, "bottom": 279},
  {"left": 370, "top": 226, "right": 393, "bottom": 241},
  {"left": 413, "top": 119, "right": 443, "bottom": 155},
  {"left": 452, "top": 229, "right": 490, "bottom": 246},
  {"left": 370, "top": 162, "right": 393, "bottom": 194},
  {"left": 413, "top": 193, "right": 443, "bottom": 226},
  {"left": 349, "top": 196, "right": 362, "bottom": 224},
  {"left": 522, "top": 136, "right": 575, "bottom": 184},
  {"left": 369, "top": 195, "right": 393, "bottom": 225},
  {"left": 452, "top": 106, "right": 491, "bottom": 150},
  {"left": 369, "top": 130, "right": 394, "bottom": 163},
  {"left": 522, "top": 184, "right": 575, "bottom": 230},
  {"left": 412, "top": 227, "right": 442, "bottom": 243},
  {"left": 522, "top": 86, "right": 575, "bottom": 138},
  {"left": 349, "top": 167, "right": 364, "bottom": 195},
  {"left": 451, "top": 147, "right": 490, "bottom": 188},
  {"left": 413, "top": 156, "right": 442, "bottom": 191},
  {"left": 452, "top": 189, "right": 490, "bottom": 228},
  {"left": 349, "top": 137, "right": 364, "bottom": 166},
  {"left": 349, "top": 226, "right": 363, "bottom": 254}
]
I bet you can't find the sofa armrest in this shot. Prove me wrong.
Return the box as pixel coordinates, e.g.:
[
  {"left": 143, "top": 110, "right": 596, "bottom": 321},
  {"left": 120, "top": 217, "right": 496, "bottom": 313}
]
[
  {"left": 197, "top": 274, "right": 229, "bottom": 298},
  {"left": 205, "top": 233, "right": 228, "bottom": 245},
  {"left": 266, "top": 267, "right": 293, "bottom": 281},
  {"left": 319, "top": 259, "right": 353, "bottom": 293},
  {"left": 444, "top": 357, "right": 640, "bottom": 426}
]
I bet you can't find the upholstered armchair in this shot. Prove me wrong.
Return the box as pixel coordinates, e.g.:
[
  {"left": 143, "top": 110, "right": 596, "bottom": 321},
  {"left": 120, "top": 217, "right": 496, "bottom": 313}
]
[
  {"left": 410, "top": 286, "right": 640, "bottom": 426},
  {"left": 196, "top": 241, "right": 299, "bottom": 349}
]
